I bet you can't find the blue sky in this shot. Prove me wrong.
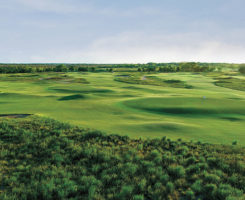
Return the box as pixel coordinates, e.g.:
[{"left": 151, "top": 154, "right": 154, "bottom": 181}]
[{"left": 0, "top": 0, "right": 244, "bottom": 63}]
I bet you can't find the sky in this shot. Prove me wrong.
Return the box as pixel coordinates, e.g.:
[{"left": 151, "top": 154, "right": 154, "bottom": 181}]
[{"left": 0, "top": 0, "right": 245, "bottom": 63}]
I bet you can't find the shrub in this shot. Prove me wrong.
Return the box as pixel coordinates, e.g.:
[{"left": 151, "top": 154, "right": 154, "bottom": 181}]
[
  {"left": 166, "top": 182, "right": 174, "bottom": 194},
  {"left": 137, "top": 178, "right": 147, "bottom": 192},
  {"left": 191, "top": 180, "right": 202, "bottom": 193},
  {"left": 216, "top": 184, "right": 243, "bottom": 199},
  {"left": 168, "top": 165, "right": 186, "bottom": 179},
  {"left": 204, "top": 173, "right": 221, "bottom": 184},
  {"left": 117, "top": 185, "right": 134, "bottom": 199},
  {"left": 186, "top": 157, "right": 197, "bottom": 165},
  {"left": 204, "top": 184, "right": 217, "bottom": 199},
  {"left": 177, "top": 146, "right": 189, "bottom": 155},
  {"left": 124, "top": 162, "right": 138, "bottom": 176},
  {"left": 207, "top": 157, "right": 219, "bottom": 168},
  {"left": 133, "top": 195, "right": 144, "bottom": 200},
  {"left": 185, "top": 190, "right": 195, "bottom": 200},
  {"left": 160, "top": 174, "right": 169, "bottom": 185}
]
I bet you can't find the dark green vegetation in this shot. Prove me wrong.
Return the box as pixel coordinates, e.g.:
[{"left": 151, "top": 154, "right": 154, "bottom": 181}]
[
  {"left": 214, "top": 77, "right": 245, "bottom": 91},
  {"left": 0, "top": 117, "right": 245, "bottom": 200}
]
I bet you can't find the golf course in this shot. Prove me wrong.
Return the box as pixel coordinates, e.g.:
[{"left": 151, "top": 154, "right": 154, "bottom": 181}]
[
  {"left": 1, "top": 64, "right": 245, "bottom": 200},
  {"left": 2, "top": 1, "right": 245, "bottom": 198},
  {"left": 1, "top": 70, "right": 244, "bottom": 145}
]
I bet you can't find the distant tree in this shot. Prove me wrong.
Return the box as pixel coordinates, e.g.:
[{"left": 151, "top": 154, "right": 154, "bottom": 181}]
[
  {"left": 55, "top": 64, "right": 68, "bottom": 72},
  {"left": 78, "top": 67, "right": 88, "bottom": 72},
  {"left": 36, "top": 67, "right": 44, "bottom": 72},
  {"left": 68, "top": 65, "right": 75, "bottom": 72},
  {"left": 146, "top": 67, "right": 156, "bottom": 72},
  {"left": 179, "top": 62, "right": 195, "bottom": 72},
  {"left": 238, "top": 64, "right": 245, "bottom": 74},
  {"left": 89, "top": 67, "right": 95, "bottom": 72}
]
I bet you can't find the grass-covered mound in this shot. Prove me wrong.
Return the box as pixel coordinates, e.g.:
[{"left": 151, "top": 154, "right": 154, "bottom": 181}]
[
  {"left": 0, "top": 117, "right": 244, "bottom": 200},
  {"left": 214, "top": 77, "right": 245, "bottom": 92},
  {"left": 123, "top": 97, "right": 245, "bottom": 116}
]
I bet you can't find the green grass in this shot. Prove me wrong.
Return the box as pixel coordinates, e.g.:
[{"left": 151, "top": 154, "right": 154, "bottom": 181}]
[{"left": 0, "top": 72, "right": 245, "bottom": 145}]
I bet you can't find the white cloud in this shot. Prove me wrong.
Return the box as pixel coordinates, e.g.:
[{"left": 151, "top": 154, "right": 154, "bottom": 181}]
[
  {"left": 75, "top": 32, "right": 245, "bottom": 63},
  {"left": 13, "top": 31, "right": 245, "bottom": 63}
]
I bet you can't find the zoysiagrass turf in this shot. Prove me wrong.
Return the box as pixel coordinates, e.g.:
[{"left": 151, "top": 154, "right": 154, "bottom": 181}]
[{"left": 0, "top": 72, "right": 244, "bottom": 145}]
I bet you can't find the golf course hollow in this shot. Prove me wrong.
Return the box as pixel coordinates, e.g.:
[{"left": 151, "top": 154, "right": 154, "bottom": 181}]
[
  {"left": 123, "top": 97, "right": 245, "bottom": 116},
  {"left": 134, "top": 122, "right": 192, "bottom": 132},
  {"left": 0, "top": 92, "right": 39, "bottom": 99}
]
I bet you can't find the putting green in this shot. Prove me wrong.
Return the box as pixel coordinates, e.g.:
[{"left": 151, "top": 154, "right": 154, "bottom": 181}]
[{"left": 0, "top": 72, "right": 244, "bottom": 145}]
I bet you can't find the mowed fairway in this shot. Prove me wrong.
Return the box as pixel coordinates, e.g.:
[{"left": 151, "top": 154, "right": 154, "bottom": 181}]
[{"left": 0, "top": 72, "right": 245, "bottom": 144}]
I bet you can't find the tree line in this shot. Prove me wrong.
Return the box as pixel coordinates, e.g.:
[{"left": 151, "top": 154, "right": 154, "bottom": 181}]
[{"left": 0, "top": 62, "right": 243, "bottom": 74}]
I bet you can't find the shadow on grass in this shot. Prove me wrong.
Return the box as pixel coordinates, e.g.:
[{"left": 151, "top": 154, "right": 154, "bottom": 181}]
[
  {"left": 0, "top": 114, "right": 32, "bottom": 118},
  {"left": 219, "top": 116, "right": 243, "bottom": 121},
  {"left": 141, "top": 123, "right": 183, "bottom": 131},
  {"left": 58, "top": 94, "right": 86, "bottom": 101},
  {"left": 140, "top": 107, "right": 245, "bottom": 116}
]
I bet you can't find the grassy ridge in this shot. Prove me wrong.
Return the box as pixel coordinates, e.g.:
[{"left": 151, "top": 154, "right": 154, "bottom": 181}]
[
  {"left": 0, "top": 116, "right": 244, "bottom": 200},
  {"left": 114, "top": 74, "right": 193, "bottom": 88},
  {"left": 214, "top": 77, "right": 245, "bottom": 91}
]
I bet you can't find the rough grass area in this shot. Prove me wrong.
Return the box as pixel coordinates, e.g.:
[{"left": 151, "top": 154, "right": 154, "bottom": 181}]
[
  {"left": 0, "top": 117, "right": 244, "bottom": 200},
  {"left": 114, "top": 74, "right": 193, "bottom": 88},
  {"left": 0, "top": 73, "right": 89, "bottom": 84},
  {"left": 214, "top": 77, "right": 245, "bottom": 91}
]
